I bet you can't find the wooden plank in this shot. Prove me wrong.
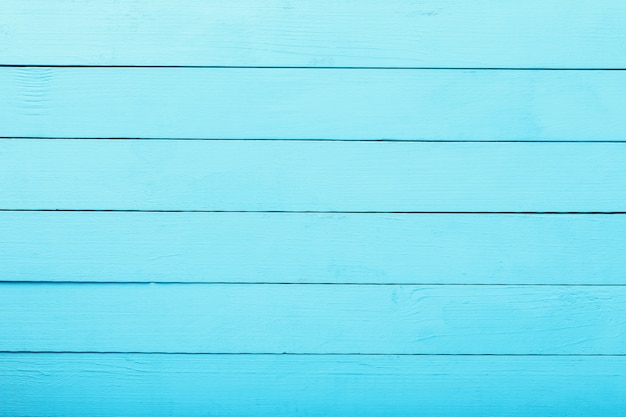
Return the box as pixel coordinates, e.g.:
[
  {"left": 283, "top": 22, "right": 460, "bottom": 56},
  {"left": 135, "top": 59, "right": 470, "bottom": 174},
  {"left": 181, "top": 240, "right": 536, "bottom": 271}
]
[
  {"left": 3, "top": 283, "right": 626, "bottom": 354},
  {"left": 1, "top": 140, "right": 625, "bottom": 212},
  {"left": 2, "top": 1, "right": 626, "bottom": 68},
  {"left": 1, "top": 68, "right": 625, "bottom": 140},
  {"left": 2, "top": 212, "right": 626, "bottom": 284},
  {"left": 3, "top": 354, "right": 626, "bottom": 416}
]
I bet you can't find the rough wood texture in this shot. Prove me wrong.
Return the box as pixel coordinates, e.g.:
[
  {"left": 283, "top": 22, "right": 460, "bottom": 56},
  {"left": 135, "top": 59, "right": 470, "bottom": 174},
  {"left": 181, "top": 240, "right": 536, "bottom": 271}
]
[
  {"left": 2, "top": 212, "right": 626, "bottom": 284},
  {"left": 3, "top": 2, "right": 625, "bottom": 414},
  {"left": 3, "top": 283, "right": 626, "bottom": 354},
  {"left": 1, "top": 68, "right": 625, "bottom": 140},
  {"left": 1, "top": 140, "right": 624, "bottom": 212},
  {"left": 3, "top": 353, "right": 626, "bottom": 417},
  {"left": 1, "top": 1, "right": 625, "bottom": 68}
]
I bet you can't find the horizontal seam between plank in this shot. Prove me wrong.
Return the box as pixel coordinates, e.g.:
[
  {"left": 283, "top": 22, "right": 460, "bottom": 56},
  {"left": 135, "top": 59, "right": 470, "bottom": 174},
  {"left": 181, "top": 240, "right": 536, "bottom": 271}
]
[
  {"left": 1, "top": 65, "right": 625, "bottom": 70},
  {"left": 2, "top": 281, "right": 626, "bottom": 286},
  {"left": 0, "top": 209, "right": 624, "bottom": 214},
  {"left": 1, "top": 351, "right": 625, "bottom": 357},
  {"left": 3, "top": 137, "right": 626, "bottom": 143}
]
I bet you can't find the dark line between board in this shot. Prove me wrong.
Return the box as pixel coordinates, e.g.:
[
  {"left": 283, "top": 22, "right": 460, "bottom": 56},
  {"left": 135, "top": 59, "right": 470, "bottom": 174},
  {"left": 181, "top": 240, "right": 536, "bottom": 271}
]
[
  {"left": 3, "top": 137, "right": 626, "bottom": 143},
  {"left": 2, "top": 281, "right": 626, "bottom": 287},
  {"left": 0, "top": 209, "right": 624, "bottom": 214},
  {"left": 1, "top": 351, "right": 625, "bottom": 357},
  {"left": 1, "top": 64, "right": 625, "bottom": 70},
  {"left": 3, "top": 138, "right": 626, "bottom": 143}
]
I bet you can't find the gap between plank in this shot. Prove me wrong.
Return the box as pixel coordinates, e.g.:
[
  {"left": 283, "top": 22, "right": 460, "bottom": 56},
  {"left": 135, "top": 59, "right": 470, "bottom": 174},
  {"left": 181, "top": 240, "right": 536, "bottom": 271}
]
[
  {"left": 2, "top": 281, "right": 626, "bottom": 287},
  {"left": 0, "top": 209, "right": 623, "bottom": 214},
  {"left": 1, "top": 351, "right": 625, "bottom": 357},
  {"left": 3, "top": 137, "right": 626, "bottom": 143},
  {"left": 1, "top": 64, "right": 625, "bottom": 70}
]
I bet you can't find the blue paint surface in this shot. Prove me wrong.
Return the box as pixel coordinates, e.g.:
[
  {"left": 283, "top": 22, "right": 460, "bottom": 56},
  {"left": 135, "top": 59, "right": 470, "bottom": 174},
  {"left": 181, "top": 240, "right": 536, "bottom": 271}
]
[
  {"left": 1, "top": 2, "right": 625, "bottom": 415},
  {"left": 1, "top": 140, "right": 625, "bottom": 211},
  {"left": 2, "top": 0, "right": 626, "bottom": 68},
  {"left": 3, "top": 354, "right": 626, "bottom": 417},
  {"left": 3, "top": 283, "right": 626, "bottom": 354},
  {"left": 2, "top": 212, "right": 625, "bottom": 284},
  {"left": 1, "top": 68, "right": 626, "bottom": 140}
]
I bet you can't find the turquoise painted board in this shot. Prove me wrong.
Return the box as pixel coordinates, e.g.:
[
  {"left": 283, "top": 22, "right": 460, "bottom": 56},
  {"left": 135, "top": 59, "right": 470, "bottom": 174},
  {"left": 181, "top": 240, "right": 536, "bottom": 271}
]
[
  {"left": 3, "top": 354, "right": 626, "bottom": 417},
  {"left": 2, "top": 0, "right": 626, "bottom": 415},
  {"left": 1, "top": 1, "right": 626, "bottom": 68},
  {"left": 1, "top": 140, "right": 625, "bottom": 212},
  {"left": 2, "top": 212, "right": 626, "bottom": 284},
  {"left": 1, "top": 68, "right": 626, "bottom": 140},
  {"left": 3, "top": 283, "right": 626, "bottom": 354}
]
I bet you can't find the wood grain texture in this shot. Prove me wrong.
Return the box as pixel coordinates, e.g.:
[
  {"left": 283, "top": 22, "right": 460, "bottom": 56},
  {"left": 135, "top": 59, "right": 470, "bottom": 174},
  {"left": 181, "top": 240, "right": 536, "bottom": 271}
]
[
  {"left": 2, "top": 212, "right": 626, "bottom": 284},
  {"left": 1, "top": 1, "right": 626, "bottom": 68},
  {"left": 1, "top": 68, "right": 626, "bottom": 140},
  {"left": 1, "top": 140, "right": 625, "bottom": 212},
  {"left": 3, "top": 1, "right": 625, "bottom": 413},
  {"left": 3, "top": 283, "right": 626, "bottom": 354},
  {"left": 3, "top": 353, "right": 626, "bottom": 417}
]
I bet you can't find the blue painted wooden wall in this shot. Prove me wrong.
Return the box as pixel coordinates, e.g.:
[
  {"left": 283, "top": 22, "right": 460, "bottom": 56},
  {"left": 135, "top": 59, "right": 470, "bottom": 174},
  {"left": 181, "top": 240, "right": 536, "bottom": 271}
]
[{"left": 1, "top": 1, "right": 626, "bottom": 415}]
